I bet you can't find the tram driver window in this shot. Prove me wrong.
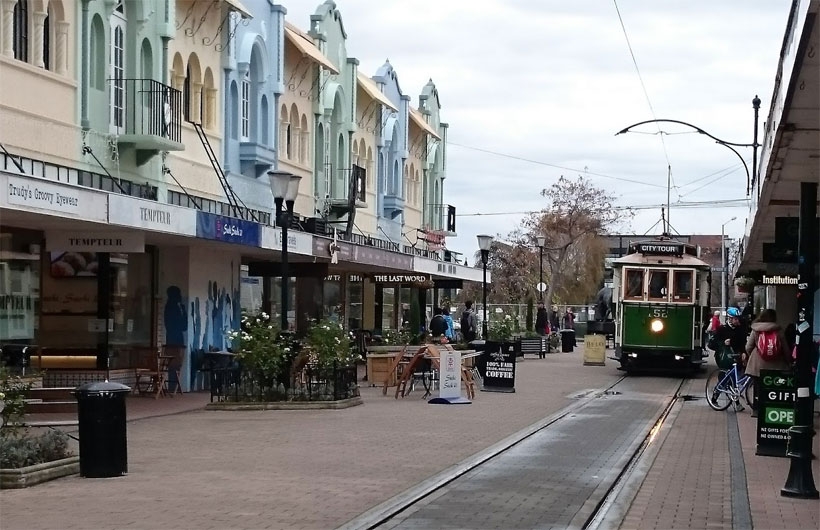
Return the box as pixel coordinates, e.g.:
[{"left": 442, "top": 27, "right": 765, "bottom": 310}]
[
  {"left": 673, "top": 270, "right": 693, "bottom": 301},
  {"left": 648, "top": 270, "right": 668, "bottom": 300},
  {"left": 625, "top": 269, "right": 643, "bottom": 299}
]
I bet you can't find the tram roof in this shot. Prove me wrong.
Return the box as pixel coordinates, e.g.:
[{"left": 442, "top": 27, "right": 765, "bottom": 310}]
[
  {"left": 612, "top": 236, "right": 710, "bottom": 268},
  {"left": 613, "top": 252, "right": 710, "bottom": 268}
]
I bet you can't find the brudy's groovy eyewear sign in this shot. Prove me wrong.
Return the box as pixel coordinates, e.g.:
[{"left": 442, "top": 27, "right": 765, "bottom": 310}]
[
  {"left": 756, "top": 369, "right": 795, "bottom": 458},
  {"left": 2, "top": 173, "right": 107, "bottom": 222}
]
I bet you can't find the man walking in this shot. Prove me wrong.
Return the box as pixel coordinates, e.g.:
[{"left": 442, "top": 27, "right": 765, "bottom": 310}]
[{"left": 460, "top": 301, "right": 478, "bottom": 343}]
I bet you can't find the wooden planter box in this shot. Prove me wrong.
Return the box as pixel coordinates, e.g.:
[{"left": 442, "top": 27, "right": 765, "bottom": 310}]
[{"left": 0, "top": 456, "right": 79, "bottom": 489}]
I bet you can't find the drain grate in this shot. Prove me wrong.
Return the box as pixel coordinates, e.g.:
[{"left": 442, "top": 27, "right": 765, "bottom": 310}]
[
  {"left": 602, "top": 390, "right": 622, "bottom": 396},
  {"left": 680, "top": 394, "right": 700, "bottom": 401}
]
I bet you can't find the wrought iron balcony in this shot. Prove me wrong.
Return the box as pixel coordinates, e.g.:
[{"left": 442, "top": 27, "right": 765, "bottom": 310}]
[{"left": 110, "top": 78, "right": 184, "bottom": 163}]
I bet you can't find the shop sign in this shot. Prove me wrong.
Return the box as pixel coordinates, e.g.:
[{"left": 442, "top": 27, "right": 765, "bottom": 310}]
[
  {"left": 372, "top": 274, "right": 432, "bottom": 286},
  {"left": 324, "top": 274, "right": 363, "bottom": 282},
  {"left": 756, "top": 369, "right": 795, "bottom": 457},
  {"left": 196, "top": 211, "right": 260, "bottom": 247},
  {"left": 108, "top": 195, "right": 196, "bottom": 236},
  {"left": 260, "top": 226, "right": 312, "bottom": 255},
  {"left": 312, "top": 236, "right": 414, "bottom": 269},
  {"left": 45, "top": 230, "right": 145, "bottom": 253},
  {"left": 761, "top": 274, "right": 798, "bottom": 285},
  {"left": 1, "top": 173, "right": 107, "bottom": 222}
]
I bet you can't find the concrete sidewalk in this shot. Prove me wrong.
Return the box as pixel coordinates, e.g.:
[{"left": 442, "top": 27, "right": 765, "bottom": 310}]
[{"left": 620, "top": 365, "right": 819, "bottom": 530}]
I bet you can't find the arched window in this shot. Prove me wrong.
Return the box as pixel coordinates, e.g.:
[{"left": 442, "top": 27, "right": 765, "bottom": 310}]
[
  {"left": 279, "top": 104, "right": 288, "bottom": 161},
  {"left": 240, "top": 70, "right": 250, "bottom": 140},
  {"left": 110, "top": 2, "right": 126, "bottom": 133},
  {"left": 289, "top": 103, "right": 299, "bottom": 159},
  {"left": 13, "top": 0, "right": 29, "bottom": 62},
  {"left": 90, "top": 15, "right": 105, "bottom": 89},
  {"left": 43, "top": 6, "right": 50, "bottom": 70},
  {"left": 300, "top": 114, "right": 309, "bottom": 163}
]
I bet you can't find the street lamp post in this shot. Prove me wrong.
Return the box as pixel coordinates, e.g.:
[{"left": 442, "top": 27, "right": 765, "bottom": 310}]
[
  {"left": 477, "top": 234, "right": 493, "bottom": 339},
  {"left": 721, "top": 217, "right": 736, "bottom": 319},
  {"left": 536, "top": 235, "right": 546, "bottom": 302},
  {"left": 269, "top": 170, "right": 302, "bottom": 332}
]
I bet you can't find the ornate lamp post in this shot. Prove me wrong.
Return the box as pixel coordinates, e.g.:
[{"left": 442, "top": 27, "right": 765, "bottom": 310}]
[
  {"left": 720, "top": 216, "right": 736, "bottom": 319},
  {"left": 476, "top": 234, "right": 493, "bottom": 339},
  {"left": 268, "top": 170, "right": 302, "bottom": 332},
  {"left": 536, "top": 235, "right": 546, "bottom": 302}
]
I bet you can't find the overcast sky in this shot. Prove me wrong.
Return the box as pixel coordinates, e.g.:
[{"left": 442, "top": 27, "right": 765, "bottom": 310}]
[{"left": 284, "top": 0, "right": 792, "bottom": 262}]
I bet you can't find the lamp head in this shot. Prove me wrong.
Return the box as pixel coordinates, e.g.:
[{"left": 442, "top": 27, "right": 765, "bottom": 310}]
[
  {"left": 268, "top": 170, "right": 294, "bottom": 201},
  {"left": 285, "top": 175, "right": 302, "bottom": 203},
  {"left": 476, "top": 234, "right": 493, "bottom": 251},
  {"left": 536, "top": 235, "right": 546, "bottom": 247}
]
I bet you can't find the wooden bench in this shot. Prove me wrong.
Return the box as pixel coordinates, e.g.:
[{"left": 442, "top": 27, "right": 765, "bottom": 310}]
[
  {"left": 29, "top": 348, "right": 99, "bottom": 370},
  {"left": 23, "top": 387, "right": 78, "bottom": 414},
  {"left": 518, "top": 337, "right": 547, "bottom": 358}
]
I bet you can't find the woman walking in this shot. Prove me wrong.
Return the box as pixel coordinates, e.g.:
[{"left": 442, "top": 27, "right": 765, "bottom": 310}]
[{"left": 744, "top": 309, "right": 791, "bottom": 416}]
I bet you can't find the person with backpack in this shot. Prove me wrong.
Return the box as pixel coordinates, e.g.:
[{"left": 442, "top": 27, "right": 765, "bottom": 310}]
[
  {"left": 460, "top": 301, "right": 477, "bottom": 342},
  {"left": 429, "top": 307, "right": 448, "bottom": 339},
  {"left": 441, "top": 307, "right": 455, "bottom": 341},
  {"left": 744, "top": 308, "right": 791, "bottom": 416}
]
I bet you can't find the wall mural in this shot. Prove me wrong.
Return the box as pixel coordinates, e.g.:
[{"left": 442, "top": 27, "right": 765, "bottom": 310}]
[{"left": 187, "top": 262, "right": 241, "bottom": 389}]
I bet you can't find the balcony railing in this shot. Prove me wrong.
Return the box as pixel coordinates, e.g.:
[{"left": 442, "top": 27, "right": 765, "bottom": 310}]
[
  {"left": 111, "top": 78, "right": 183, "bottom": 150},
  {"left": 428, "top": 203, "right": 456, "bottom": 235}
]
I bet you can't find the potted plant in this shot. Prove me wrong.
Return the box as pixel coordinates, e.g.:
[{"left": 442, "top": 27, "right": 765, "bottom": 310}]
[
  {"left": 735, "top": 276, "right": 755, "bottom": 294},
  {"left": 302, "top": 318, "right": 361, "bottom": 400},
  {"left": 228, "top": 311, "right": 290, "bottom": 401},
  {"left": 1, "top": 368, "right": 77, "bottom": 488}
]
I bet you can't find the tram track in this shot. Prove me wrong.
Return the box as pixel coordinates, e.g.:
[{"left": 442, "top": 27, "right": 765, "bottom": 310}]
[{"left": 339, "top": 374, "right": 688, "bottom": 530}]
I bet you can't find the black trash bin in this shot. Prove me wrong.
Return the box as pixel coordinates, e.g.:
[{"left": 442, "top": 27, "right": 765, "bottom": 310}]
[
  {"left": 560, "top": 330, "right": 575, "bottom": 353},
  {"left": 72, "top": 381, "right": 131, "bottom": 478}
]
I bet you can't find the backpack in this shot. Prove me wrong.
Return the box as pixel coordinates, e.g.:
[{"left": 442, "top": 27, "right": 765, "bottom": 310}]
[
  {"left": 756, "top": 330, "right": 782, "bottom": 362},
  {"left": 460, "top": 310, "right": 473, "bottom": 333},
  {"left": 430, "top": 315, "right": 447, "bottom": 336}
]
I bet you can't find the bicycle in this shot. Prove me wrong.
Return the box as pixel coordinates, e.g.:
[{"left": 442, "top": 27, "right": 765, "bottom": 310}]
[{"left": 705, "top": 358, "right": 754, "bottom": 411}]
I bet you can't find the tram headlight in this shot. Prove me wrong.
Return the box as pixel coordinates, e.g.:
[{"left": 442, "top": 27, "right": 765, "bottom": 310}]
[{"left": 650, "top": 318, "right": 664, "bottom": 333}]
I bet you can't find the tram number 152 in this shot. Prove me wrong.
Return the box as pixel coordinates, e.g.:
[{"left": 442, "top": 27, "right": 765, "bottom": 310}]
[{"left": 650, "top": 308, "right": 668, "bottom": 318}]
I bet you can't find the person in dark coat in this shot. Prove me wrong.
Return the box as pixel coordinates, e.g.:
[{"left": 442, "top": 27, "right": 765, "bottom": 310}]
[
  {"left": 535, "top": 302, "right": 548, "bottom": 336},
  {"left": 743, "top": 309, "right": 791, "bottom": 416}
]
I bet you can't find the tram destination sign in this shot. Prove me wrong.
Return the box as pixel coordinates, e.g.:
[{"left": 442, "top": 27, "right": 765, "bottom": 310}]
[
  {"left": 756, "top": 369, "right": 795, "bottom": 458},
  {"left": 634, "top": 243, "right": 685, "bottom": 256}
]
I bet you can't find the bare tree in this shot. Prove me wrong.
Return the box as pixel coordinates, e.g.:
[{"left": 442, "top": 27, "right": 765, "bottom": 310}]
[{"left": 515, "top": 176, "right": 627, "bottom": 323}]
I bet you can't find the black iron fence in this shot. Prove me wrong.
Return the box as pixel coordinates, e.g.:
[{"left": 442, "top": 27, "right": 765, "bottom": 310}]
[
  {"left": 112, "top": 78, "right": 182, "bottom": 143},
  {"left": 210, "top": 361, "right": 359, "bottom": 403}
]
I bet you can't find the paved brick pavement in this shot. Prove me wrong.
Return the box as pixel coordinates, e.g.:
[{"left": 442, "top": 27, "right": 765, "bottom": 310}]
[
  {"left": 620, "top": 362, "right": 819, "bottom": 530},
  {"left": 5, "top": 351, "right": 816, "bottom": 530}
]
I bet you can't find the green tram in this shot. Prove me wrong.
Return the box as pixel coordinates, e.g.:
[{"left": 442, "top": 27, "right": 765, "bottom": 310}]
[{"left": 611, "top": 238, "right": 711, "bottom": 373}]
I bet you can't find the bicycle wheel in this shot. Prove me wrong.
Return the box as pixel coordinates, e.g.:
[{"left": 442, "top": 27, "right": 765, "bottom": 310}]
[
  {"left": 705, "top": 369, "right": 733, "bottom": 411},
  {"left": 742, "top": 377, "right": 754, "bottom": 408}
]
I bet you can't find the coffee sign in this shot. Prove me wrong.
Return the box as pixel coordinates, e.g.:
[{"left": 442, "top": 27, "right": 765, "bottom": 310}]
[{"left": 480, "top": 341, "right": 516, "bottom": 393}]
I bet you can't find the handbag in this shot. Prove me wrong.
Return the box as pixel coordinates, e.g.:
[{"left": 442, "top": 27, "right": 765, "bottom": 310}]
[{"left": 714, "top": 345, "right": 736, "bottom": 370}]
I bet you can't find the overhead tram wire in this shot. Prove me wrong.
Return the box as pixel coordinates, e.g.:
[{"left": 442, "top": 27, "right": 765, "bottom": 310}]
[
  {"left": 612, "top": 0, "right": 678, "bottom": 200},
  {"left": 678, "top": 166, "right": 744, "bottom": 198},
  {"left": 447, "top": 142, "right": 668, "bottom": 189},
  {"left": 456, "top": 198, "right": 750, "bottom": 217}
]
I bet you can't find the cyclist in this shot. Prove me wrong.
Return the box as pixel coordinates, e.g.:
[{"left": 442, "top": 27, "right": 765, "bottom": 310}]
[{"left": 707, "top": 307, "right": 749, "bottom": 410}]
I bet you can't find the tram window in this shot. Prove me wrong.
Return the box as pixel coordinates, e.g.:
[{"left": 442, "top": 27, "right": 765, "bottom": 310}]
[
  {"left": 673, "top": 270, "right": 693, "bottom": 301},
  {"left": 648, "top": 270, "right": 668, "bottom": 299},
  {"left": 625, "top": 269, "right": 643, "bottom": 299}
]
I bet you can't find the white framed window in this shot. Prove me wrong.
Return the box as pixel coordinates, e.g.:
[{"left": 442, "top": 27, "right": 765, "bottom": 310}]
[
  {"left": 110, "top": 2, "right": 126, "bottom": 133},
  {"left": 240, "top": 72, "right": 250, "bottom": 141}
]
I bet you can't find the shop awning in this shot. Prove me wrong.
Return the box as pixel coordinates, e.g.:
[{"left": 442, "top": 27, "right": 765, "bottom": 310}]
[
  {"left": 223, "top": 0, "right": 252, "bottom": 19},
  {"left": 409, "top": 107, "right": 441, "bottom": 140},
  {"left": 357, "top": 72, "right": 398, "bottom": 112},
  {"left": 284, "top": 23, "right": 340, "bottom": 75}
]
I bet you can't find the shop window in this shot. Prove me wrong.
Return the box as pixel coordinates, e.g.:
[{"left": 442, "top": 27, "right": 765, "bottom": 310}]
[
  {"left": 381, "top": 287, "right": 395, "bottom": 331},
  {"left": 108, "top": 252, "right": 152, "bottom": 347},
  {"left": 0, "top": 231, "right": 40, "bottom": 342},
  {"left": 625, "top": 269, "right": 643, "bottom": 300},
  {"left": 346, "top": 276, "right": 363, "bottom": 330},
  {"left": 673, "top": 270, "right": 693, "bottom": 301},
  {"left": 43, "top": 7, "right": 50, "bottom": 70},
  {"left": 648, "top": 270, "right": 669, "bottom": 300}
]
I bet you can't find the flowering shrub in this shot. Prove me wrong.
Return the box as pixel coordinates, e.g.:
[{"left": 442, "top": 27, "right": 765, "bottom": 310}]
[
  {"left": 0, "top": 367, "right": 30, "bottom": 433},
  {"left": 227, "top": 311, "right": 289, "bottom": 384},
  {"left": 305, "top": 318, "right": 361, "bottom": 369},
  {"left": 381, "top": 327, "right": 414, "bottom": 346},
  {"left": 489, "top": 313, "right": 518, "bottom": 342}
]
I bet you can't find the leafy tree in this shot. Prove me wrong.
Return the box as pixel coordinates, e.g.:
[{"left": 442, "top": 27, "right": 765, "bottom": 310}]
[{"left": 525, "top": 297, "right": 534, "bottom": 332}]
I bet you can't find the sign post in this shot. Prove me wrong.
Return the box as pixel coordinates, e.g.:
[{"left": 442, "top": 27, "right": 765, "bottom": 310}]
[
  {"left": 757, "top": 369, "right": 795, "bottom": 457},
  {"left": 428, "top": 349, "right": 471, "bottom": 405}
]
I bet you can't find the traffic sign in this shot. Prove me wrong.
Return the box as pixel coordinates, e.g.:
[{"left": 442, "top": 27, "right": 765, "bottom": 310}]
[
  {"left": 537, "top": 282, "right": 547, "bottom": 292},
  {"left": 711, "top": 267, "right": 726, "bottom": 272}
]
